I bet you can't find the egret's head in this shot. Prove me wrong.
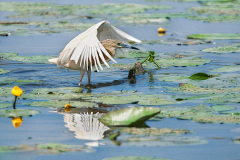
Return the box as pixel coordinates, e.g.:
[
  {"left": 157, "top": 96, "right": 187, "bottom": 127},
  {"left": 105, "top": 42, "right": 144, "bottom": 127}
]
[{"left": 102, "top": 39, "right": 139, "bottom": 50}]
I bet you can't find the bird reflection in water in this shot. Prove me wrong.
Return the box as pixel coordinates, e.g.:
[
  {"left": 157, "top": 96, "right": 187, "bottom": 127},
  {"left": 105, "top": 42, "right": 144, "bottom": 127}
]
[{"left": 61, "top": 111, "right": 109, "bottom": 142}]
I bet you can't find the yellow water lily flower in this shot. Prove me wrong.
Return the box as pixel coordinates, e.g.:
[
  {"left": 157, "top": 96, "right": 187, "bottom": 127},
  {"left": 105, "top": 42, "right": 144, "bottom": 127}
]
[
  {"left": 12, "top": 117, "right": 23, "bottom": 128},
  {"left": 158, "top": 32, "right": 166, "bottom": 37},
  {"left": 12, "top": 86, "right": 23, "bottom": 97},
  {"left": 158, "top": 27, "right": 166, "bottom": 33},
  {"left": 64, "top": 104, "right": 71, "bottom": 108}
]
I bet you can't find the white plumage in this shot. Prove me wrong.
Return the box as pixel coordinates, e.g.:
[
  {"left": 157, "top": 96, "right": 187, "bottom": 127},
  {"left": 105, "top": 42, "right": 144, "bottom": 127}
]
[{"left": 49, "top": 21, "right": 141, "bottom": 86}]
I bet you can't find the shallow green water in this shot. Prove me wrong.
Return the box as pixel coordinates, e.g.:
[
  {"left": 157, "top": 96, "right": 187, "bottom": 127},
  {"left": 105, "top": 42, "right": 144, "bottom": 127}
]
[{"left": 0, "top": 0, "right": 240, "bottom": 159}]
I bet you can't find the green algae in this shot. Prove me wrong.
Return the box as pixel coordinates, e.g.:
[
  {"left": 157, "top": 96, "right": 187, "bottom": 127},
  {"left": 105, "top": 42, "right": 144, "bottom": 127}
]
[{"left": 0, "top": 109, "right": 40, "bottom": 118}]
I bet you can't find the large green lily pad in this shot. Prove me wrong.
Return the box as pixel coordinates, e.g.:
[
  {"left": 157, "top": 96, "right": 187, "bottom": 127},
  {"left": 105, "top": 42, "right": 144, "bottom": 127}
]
[
  {"left": 119, "top": 127, "right": 193, "bottom": 136},
  {"left": 205, "top": 93, "right": 240, "bottom": 104},
  {"left": 154, "top": 58, "right": 211, "bottom": 67},
  {"left": 211, "top": 105, "right": 235, "bottom": 112},
  {"left": 178, "top": 112, "right": 240, "bottom": 124},
  {"left": 22, "top": 87, "right": 90, "bottom": 101},
  {"left": 0, "top": 143, "right": 93, "bottom": 154},
  {"left": 99, "top": 107, "right": 161, "bottom": 126},
  {"left": 114, "top": 135, "right": 208, "bottom": 146},
  {"left": 210, "top": 65, "right": 240, "bottom": 73},
  {"left": 0, "top": 103, "right": 12, "bottom": 109},
  {"left": 0, "top": 109, "right": 40, "bottom": 118},
  {"left": 187, "top": 33, "right": 240, "bottom": 40},
  {"left": 0, "top": 69, "right": 10, "bottom": 75},
  {"left": 6, "top": 55, "right": 55, "bottom": 63},
  {"left": 87, "top": 94, "right": 176, "bottom": 105},
  {"left": 0, "top": 77, "right": 42, "bottom": 85},
  {"left": 104, "top": 156, "right": 172, "bottom": 160},
  {"left": 37, "top": 143, "right": 93, "bottom": 153},
  {"left": 26, "top": 100, "right": 96, "bottom": 108},
  {"left": 202, "top": 44, "right": 240, "bottom": 53}
]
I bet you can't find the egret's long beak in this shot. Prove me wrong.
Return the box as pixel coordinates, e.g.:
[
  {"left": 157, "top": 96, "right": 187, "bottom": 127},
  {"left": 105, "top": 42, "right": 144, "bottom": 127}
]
[{"left": 121, "top": 44, "right": 140, "bottom": 50}]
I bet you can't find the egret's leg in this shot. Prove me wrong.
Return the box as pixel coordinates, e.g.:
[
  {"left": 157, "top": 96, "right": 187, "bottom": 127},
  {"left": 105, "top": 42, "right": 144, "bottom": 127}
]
[
  {"left": 79, "top": 68, "right": 86, "bottom": 86},
  {"left": 87, "top": 67, "right": 91, "bottom": 85}
]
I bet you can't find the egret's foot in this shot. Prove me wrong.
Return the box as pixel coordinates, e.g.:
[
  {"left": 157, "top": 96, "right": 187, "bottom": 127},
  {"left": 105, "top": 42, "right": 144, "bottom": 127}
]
[{"left": 78, "top": 82, "right": 81, "bottom": 86}]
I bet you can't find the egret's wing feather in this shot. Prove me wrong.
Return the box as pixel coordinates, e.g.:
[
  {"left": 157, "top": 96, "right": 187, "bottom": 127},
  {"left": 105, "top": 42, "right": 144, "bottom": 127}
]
[
  {"left": 111, "top": 25, "right": 141, "bottom": 43},
  {"left": 57, "top": 21, "right": 140, "bottom": 71}
]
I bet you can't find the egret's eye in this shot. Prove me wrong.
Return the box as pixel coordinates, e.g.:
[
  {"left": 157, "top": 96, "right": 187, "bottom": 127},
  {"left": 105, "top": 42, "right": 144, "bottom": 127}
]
[{"left": 117, "top": 43, "right": 122, "bottom": 46}]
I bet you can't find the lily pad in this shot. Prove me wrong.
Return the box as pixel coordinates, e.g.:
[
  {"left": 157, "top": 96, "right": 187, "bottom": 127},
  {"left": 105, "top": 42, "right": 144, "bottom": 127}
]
[
  {"left": 22, "top": 87, "right": 89, "bottom": 100},
  {"left": 37, "top": 143, "right": 92, "bottom": 153},
  {"left": 0, "top": 143, "right": 93, "bottom": 154},
  {"left": 0, "top": 52, "right": 18, "bottom": 59},
  {"left": 0, "top": 103, "right": 12, "bottom": 108},
  {"left": 211, "top": 105, "right": 235, "bottom": 112},
  {"left": 99, "top": 107, "right": 161, "bottom": 126},
  {"left": 178, "top": 112, "right": 240, "bottom": 124},
  {"left": 187, "top": 33, "right": 240, "bottom": 40},
  {"left": 88, "top": 94, "right": 176, "bottom": 105},
  {"left": 189, "top": 72, "right": 212, "bottom": 80},
  {"left": 0, "top": 109, "right": 40, "bottom": 118},
  {"left": 119, "top": 127, "right": 193, "bottom": 136},
  {"left": 0, "top": 69, "right": 10, "bottom": 75},
  {"left": 115, "top": 136, "right": 208, "bottom": 146},
  {"left": 0, "top": 77, "right": 42, "bottom": 85},
  {"left": 26, "top": 100, "right": 96, "bottom": 108},
  {"left": 154, "top": 58, "right": 211, "bottom": 67},
  {"left": 205, "top": 93, "right": 240, "bottom": 104},
  {"left": 210, "top": 65, "right": 240, "bottom": 73},
  {"left": 6, "top": 55, "right": 55, "bottom": 63},
  {"left": 104, "top": 156, "right": 172, "bottom": 160},
  {"left": 202, "top": 44, "right": 240, "bottom": 53}
]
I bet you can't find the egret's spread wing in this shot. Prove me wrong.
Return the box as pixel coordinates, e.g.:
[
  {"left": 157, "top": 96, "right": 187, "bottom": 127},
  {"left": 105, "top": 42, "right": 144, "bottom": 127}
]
[{"left": 57, "top": 21, "right": 141, "bottom": 71}]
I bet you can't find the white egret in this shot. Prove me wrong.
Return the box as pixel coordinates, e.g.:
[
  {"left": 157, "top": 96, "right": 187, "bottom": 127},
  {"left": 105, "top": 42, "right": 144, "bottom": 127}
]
[{"left": 49, "top": 21, "right": 141, "bottom": 86}]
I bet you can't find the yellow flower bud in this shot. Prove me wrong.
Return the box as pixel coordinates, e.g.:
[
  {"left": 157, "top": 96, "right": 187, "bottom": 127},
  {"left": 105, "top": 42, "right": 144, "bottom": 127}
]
[
  {"left": 64, "top": 104, "right": 71, "bottom": 108},
  {"left": 12, "top": 117, "right": 23, "bottom": 128},
  {"left": 158, "top": 27, "right": 166, "bottom": 33},
  {"left": 12, "top": 86, "right": 23, "bottom": 97},
  {"left": 158, "top": 32, "right": 166, "bottom": 37}
]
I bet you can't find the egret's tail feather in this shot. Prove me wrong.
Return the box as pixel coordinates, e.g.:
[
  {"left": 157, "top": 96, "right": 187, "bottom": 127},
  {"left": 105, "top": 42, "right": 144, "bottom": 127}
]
[{"left": 48, "top": 58, "right": 58, "bottom": 64}]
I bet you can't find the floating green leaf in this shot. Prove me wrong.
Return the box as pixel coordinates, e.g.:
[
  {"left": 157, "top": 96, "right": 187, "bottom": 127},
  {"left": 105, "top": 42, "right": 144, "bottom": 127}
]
[
  {"left": 104, "top": 156, "right": 172, "bottom": 160},
  {"left": 154, "top": 58, "right": 211, "bottom": 67},
  {"left": 99, "top": 107, "right": 161, "bottom": 126},
  {"left": 0, "top": 109, "right": 40, "bottom": 118},
  {"left": 187, "top": 33, "right": 240, "bottom": 40},
  {"left": 0, "top": 69, "right": 10, "bottom": 75},
  {"left": 212, "top": 105, "right": 235, "bottom": 112},
  {"left": 0, "top": 143, "right": 93, "bottom": 154},
  {"left": 37, "top": 143, "right": 92, "bottom": 153},
  {"left": 119, "top": 127, "right": 193, "bottom": 136},
  {"left": 189, "top": 72, "right": 212, "bottom": 80},
  {"left": 202, "top": 44, "right": 240, "bottom": 53},
  {"left": 210, "top": 65, "right": 240, "bottom": 73},
  {"left": 6, "top": 55, "right": 55, "bottom": 63},
  {"left": 0, "top": 103, "right": 12, "bottom": 108},
  {"left": 26, "top": 100, "right": 96, "bottom": 108},
  {"left": 88, "top": 94, "right": 176, "bottom": 105},
  {"left": 178, "top": 112, "right": 240, "bottom": 123}
]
